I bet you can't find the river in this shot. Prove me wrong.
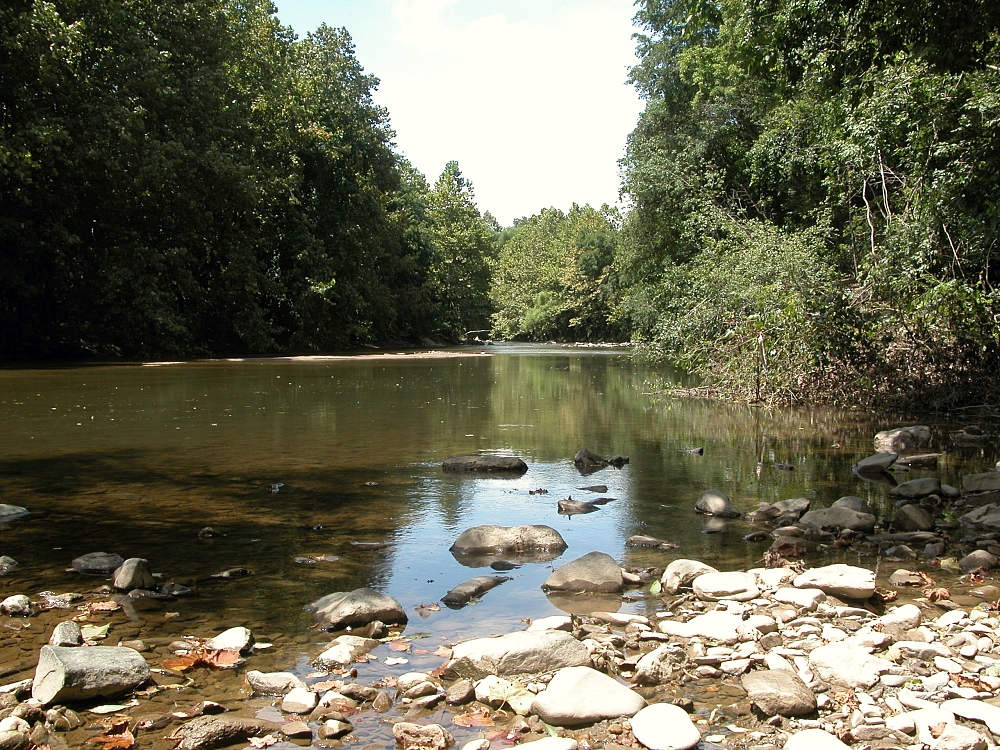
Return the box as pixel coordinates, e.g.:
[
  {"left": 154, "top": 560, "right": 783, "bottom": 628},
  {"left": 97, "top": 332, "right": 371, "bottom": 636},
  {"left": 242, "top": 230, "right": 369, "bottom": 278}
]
[{"left": 0, "top": 345, "right": 992, "bottom": 748}]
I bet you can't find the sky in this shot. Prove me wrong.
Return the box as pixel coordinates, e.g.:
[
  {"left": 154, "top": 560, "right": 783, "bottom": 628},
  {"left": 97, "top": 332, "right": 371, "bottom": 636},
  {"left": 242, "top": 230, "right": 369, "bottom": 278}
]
[{"left": 270, "top": 0, "right": 646, "bottom": 225}]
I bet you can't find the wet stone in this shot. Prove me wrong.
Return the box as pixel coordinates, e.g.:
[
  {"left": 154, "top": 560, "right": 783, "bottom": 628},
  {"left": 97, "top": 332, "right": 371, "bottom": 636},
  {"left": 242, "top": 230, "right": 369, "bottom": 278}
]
[{"left": 71, "top": 552, "right": 124, "bottom": 575}]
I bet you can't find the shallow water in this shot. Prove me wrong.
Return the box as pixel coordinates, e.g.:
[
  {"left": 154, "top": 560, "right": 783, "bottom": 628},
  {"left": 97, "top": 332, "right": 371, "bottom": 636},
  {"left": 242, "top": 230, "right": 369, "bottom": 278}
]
[{"left": 0, "top": 345, "right": 995, "bottom": 745}]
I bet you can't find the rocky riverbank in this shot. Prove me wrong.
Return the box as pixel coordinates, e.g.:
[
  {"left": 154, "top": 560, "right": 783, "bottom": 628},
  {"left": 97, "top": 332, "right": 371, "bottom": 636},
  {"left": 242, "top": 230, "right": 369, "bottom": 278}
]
[{"left": 1, "top": 428, "right": 1000, "bottom": 750}]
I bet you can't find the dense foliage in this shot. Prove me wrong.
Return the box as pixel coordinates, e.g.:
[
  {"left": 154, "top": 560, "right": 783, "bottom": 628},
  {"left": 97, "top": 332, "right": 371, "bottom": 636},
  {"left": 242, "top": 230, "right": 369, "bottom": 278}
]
[
  {"left": 618, "top": 0, "right": 1000, "bottom": 407},
  {"left": 0, "top": 0, "right": 493, "bottom": 358},
  {"left": 490, "top": 204, "right": 624, "bottom": 341}
]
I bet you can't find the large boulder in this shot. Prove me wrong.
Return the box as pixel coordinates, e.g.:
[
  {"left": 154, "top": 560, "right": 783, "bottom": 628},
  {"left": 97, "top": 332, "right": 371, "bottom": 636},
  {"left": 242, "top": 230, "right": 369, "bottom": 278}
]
[
  {"left": 71, "top": 552, "right": 124, "bottom": 575},
  {"left": 529, "top": 666, "right": 645, "bottom": 726},
  {"left": 798, "top": 506, "right": 876, "bottom": 533},
  {"left": 794, "top": 564, "right": 875, "bottom": 599},
  {"left": 442, "top": 455, "right": 528, "bottom": 474},
  {"left": 449, "top": 525, "right": 567, "bottom": 567},
  {"left": 541, "top": 551, "right": 623, "bottom": 594},
  {"left": 694, "top": 489, "right": 741, "bottom": 518},
  {"left": 32, "top": 645, "right": 150, "bottom": 705},
  {"left": 305, "top": 588, "right": 407, "bottom": 630},
  {"left": 874, "top": 426, "right": 931, "bottom": 453},
  {"left": 741, "top": 669, "right": 816, "bottom": 716},
  {"left": 448, "top": 630, "right": 590, "bottom": 678},
  {"left": 660, "top": 560, "right": 719, "bottom": 595}
]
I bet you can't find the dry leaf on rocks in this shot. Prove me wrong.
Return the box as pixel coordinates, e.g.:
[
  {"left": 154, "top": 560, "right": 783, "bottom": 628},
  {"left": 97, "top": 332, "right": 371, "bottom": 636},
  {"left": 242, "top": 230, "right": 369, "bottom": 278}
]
[
  {"left": 247, "top": 734, "right": 279, "bottom": 748},
  {"left": 452, "top": 709, "right": 494, "bottom": 728},
  {"left": 433, "top": 646, "right": 452, "bottom": 658}
]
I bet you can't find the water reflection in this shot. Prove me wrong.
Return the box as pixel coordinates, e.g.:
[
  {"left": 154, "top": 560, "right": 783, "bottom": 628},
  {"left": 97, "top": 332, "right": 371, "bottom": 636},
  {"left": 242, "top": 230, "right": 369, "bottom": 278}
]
[{"left": 0, "top": 346, "right": 988, "bottom": 648}]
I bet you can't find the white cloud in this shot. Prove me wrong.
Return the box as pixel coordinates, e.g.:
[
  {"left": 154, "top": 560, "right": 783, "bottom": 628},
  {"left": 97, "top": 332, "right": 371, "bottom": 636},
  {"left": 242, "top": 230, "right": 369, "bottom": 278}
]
[{"left": 376, "top": 1, "right": 642, "bottom": 224}]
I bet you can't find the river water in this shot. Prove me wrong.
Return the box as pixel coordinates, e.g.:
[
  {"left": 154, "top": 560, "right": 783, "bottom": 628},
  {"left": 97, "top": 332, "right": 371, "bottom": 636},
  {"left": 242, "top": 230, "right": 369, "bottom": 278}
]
[{"left": 0, "top": 345, "right": 993, "bottom": 746}]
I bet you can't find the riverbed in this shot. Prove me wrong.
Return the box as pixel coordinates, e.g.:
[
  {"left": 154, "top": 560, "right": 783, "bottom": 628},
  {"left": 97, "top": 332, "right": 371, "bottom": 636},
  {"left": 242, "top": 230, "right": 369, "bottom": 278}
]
[{"left": 0, "top": 344, "right": 995, "bottom": 748}]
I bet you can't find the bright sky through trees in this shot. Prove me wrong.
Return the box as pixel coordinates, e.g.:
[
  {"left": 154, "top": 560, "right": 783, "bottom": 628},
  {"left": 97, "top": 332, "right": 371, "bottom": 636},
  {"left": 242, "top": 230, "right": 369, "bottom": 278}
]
[{"left": 271, "top": 0, "right": 644, "bottom": 224}]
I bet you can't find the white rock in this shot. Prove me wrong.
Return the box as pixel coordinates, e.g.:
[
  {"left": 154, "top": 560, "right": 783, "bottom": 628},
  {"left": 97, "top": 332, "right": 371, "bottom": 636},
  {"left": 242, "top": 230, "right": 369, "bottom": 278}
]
[
  {"left": 529, "top": 666, "right": 645, "bottom": 726},
  {"left": 205, "top": 626, "right": 254, "bottom": 653},
  {"left": 937, "top": 610, "right": 968, "bottom": 628},
  {"left": 526, "top": 616, "right": 573, "bottom": 632},
  {"left": 281, "top": 686, "right": 318, "bottom": 714},
  {"left": 516, "top": 739, "right": 578, "bottom": 750},
  {"left": 657, "top": 611, "right": 761, "bottom": 644},
  {"left": 314, "top": 635, "right": 378, "bottom": 666},
  {"left": 773, "top": 587, "right": 826, "bottom": 611},
  {"left": 660, "top": 560, "right": 718, "bottom": 595},
  {"left": 0, "top": 718, "right": 29, "bottom": 734},
  {"left": 942, "top": 698, "right": 1000, "bottom": 735},
  {"left": 898, "top": 688, "right": 940, "bottom": 710},
  {"left": 692, "top": 571, "right": 760, "bottom": 601},
  {"left": 808, "top": 642, "right": 894, "bottom": 688},
  {"left": 783, "top": 728, "right": 852, "bottom": 750},
  {"left": 933, "top": 724, "right": 986, "bottom": 750},
  {"left": 629, "top": 703, "right": 700, "bottom": 750},
  {"left": 752, "top": 567, "right": 797, "bottom": 589},
  {"left": 0, "top": 595, "right": 31, "bottom": 617},
  {"left": 885, "top": 713, "right": 916, "bottom": 734},
  {"left": 907, "top": 707, "right": 955, "bottom": 745},
  {"left": 793, "top": 564, "right": 875, "bottom": 599},
  {"left": 461, "top": 741, "right": 492, "bottom": 750},
  {"left": 450, "top": 630, "right": 590, "bottom": 677},
  {"left": 875, "top": 603, "right": 922, "bottom": 630},
  {"left": 396, "top": 672, "right": 432, "bottom": 693},
  {"left": 245, "top": 670, "right": 306, "bottom": 695}
]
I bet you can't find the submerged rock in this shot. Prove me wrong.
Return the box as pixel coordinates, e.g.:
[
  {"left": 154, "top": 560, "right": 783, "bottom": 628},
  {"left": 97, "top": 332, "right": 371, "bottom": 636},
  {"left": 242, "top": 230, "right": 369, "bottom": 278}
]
[
  {"left": 169, "top": 715, "right": 282, "bottom": 750},
  {"left": 449, "top": 524, "right": 567, "bottom": 567},
  {"left": 852, "top": 452, "right": 898, "bottom": 474},
  {"left": 442, "top": 455, "right": 528, "bottom": 474},
  {"left": 32, "top": 645, "right": 150, "bottom": 705},
  {"left": 71, "top": 552, "right": 124, "bottom": 575},
  {"left": 441, "top": 576, "right": 510, "bottom": 607},
  {"left": 573, "top": 448, "right": 609, "bottom": 472},
  {"left": 306, "top": 588, "right": 407, "bottom": 630}
]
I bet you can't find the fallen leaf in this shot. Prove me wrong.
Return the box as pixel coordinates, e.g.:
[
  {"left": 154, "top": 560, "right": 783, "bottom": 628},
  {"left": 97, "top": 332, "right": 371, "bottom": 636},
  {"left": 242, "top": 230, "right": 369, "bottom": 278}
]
[
  {"left": 81, "top": 623, "right": 110, "bottom": 640},
  {"left": 925, "top": 587, "right": 951, "bottom": 602},
  {"left": 163, "top": 655, "right": 201, "bottom": 672},
  {"left": 86, "top": 731, "right": 135, "bottom": 749},
  {"left": 433, "top": 646, "right": 452, "bottom": 658},
  {"left": 385, "top": 640, "right": 411, "bottom": 652},
  {"left": 201, "top": 649, "right": 243, "bottom": 669},
  {"left": 412, "top": 648, "right": 429, "bottom": 655},
  {"left": 311, "top": 680, "right": 342, "bottom": 692},
  {"left": 452, "top": 709, "right": 494, "bottom": 728},
  {"left": 649, "top": 580, "right": 662, "bottom": 596},
  {"left": 247, "top": 734, "right": 279, "bottom": 748},
  {"left": 929, "top": 722, "right": 948, "bottom": 739},
  {"left": 89, "top": 601, "right": 122, "bottom": 613},
  {"left": 164, "top": 612, "right": 180, "bottom": 619}
]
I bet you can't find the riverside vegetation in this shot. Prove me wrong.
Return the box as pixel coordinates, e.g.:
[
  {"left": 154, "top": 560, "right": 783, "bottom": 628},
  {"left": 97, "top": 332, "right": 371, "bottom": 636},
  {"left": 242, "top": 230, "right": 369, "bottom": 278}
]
[{"left": 2, "top": 0, "right": 999, "bottom": 409}]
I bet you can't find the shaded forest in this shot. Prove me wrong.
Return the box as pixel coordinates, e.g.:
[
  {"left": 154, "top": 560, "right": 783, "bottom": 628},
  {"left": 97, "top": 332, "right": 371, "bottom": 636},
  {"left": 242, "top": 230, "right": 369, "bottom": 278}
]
[{"left": 3, "top": 0, "right": 999, "bottom": 408}]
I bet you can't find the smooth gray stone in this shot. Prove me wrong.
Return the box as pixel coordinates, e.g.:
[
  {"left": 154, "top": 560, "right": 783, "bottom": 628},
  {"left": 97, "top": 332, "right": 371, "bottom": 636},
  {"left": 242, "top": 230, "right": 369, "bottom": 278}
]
[
  {"left": 450, "top": 525, "right": 567, "bottom": 558},
  {"left": 964, "top": 472, "right": 1000, "bottom": 494},
  {"left": 170, "top": 715, "right": 282, "bottom": 750},
  {"left": 541, "top": 551, "right": 623, "bottom": 593},
  {"left": 889, "top": 477, "right": 942, "bottom": 499},
  {"left": 742, "top": 669, "right": 817, "bottom": 716},
  {"left": 112, "top": 558, "right": 155, "bottom": 592},
  {"left": 448, "top": 630, "right": 590, "bottom": 678},
  {"left": 0, "top": 506, "right": 29, "bottom": 522},
  {"left": 799, "top": 506, "right": 875, "bottom": 532},
  {"left": 853, "top": 452, "right": 898, "bottom": 473},
  {"left": 306, "top": 588, "right": 407, "bottom": 630},
  {"left": 32, "top": 645, "right": 150, "bottom": 705},
  {"left": 695, "top": 489, "right": 741, "bottom": 518},
  {"left": 71, "top": 552, "right": 123, "bottom": 575},
  {"left": 833, "top": 496, "right": 874, "bottom": 514},
  {"left": 894, "top": 504, "right": 935, "bottom": 532},
  {"left": 529, "top": 666, "right": 645, "bottom": 726},
  {"left": 48, "top": 622, "right": 83, "bottom": 647},
  {"left": 441, "top": 576, "right": 510, "bottom": 607}
]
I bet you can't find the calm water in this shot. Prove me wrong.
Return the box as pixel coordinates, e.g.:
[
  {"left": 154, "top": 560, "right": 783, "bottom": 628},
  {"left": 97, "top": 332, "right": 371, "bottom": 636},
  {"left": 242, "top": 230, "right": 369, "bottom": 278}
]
[{"left": 0, "top": 346, "right": 994, "bottom": 741}]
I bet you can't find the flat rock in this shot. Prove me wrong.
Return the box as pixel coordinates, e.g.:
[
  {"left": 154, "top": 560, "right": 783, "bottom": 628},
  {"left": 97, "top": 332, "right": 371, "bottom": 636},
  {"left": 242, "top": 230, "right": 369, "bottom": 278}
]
[
  {"left": 170, "top": 716, "right": 282, "bottom": 750},
  {"left": 773, "top": 587, "right": 826, "bottom": 610},
  {"left": 306, "top": 588, "right": 407, "bottom": 630},
  {"left": 874, "top": 426, "right": 931, "bottom": 453},
  {"left": 0, "top": 506, "right": 29, "bottom": 522},
  {"left": 281, "top": 686, "right": 317, "bottom": 714},
  {"left": 943, "top": 697, "right": 1000, "bottom": 734},
  {"left": 741, "top": 669, "right": 816, "bottom": 716},
  {"left": 245, "top": 670, "right": 306, "bottom": 695},
  {"left": 964, "top": 472, "right": 1000, "bottom": 494},
  {"left": 808, "top": 641, "right": 894, "bottom": 688},
  {"left": 798, "top": 506, "right": 875, "bottom": 533},
  {"left": 542, "top": 551, "right": 623, "bottom": 593},
  {"left": 692, "top": 571, "right": 759, "bottom": 601},
  {"left": 441, "top": 576, "right": 510, "bottom": 607},
  {"left": 853, "top": 453, "right": 898, "bottom": 473},
  {"left": 629, "top": 703, "right": 701, "bottom": 750},
  {"left": 660, "top": 559, "right": 718, "bottom": 595},
  {"left": 695, "top": 489, "right": 741, "bottom": 518},
  {"left": 442, "top": 455, "right": 527, "bottom": 474},
  {"left": 784, "top": 728, "right": 853, "bottom": 750},
  {"left": 832, "top": 496, "right": 874, "bottom": 514},
  {"left": 890, "top": 477, "right": 942, "bottom": 499},
  {"left": 793, "top": 564, "right": 875, "bottom": 599},
  {"left": 71, "top": 552, "right": 124, "bottom": 575},
  {"left": 897, "top": 453, "right": 940, "bottom": 468},
  {"left": 932, "top": 724, "right": 987, "bottom": 750},
  {"left": 960, "top": 504, "right": 1000, "bottom": 529},
  {"left": 657, "top": 611, "right": 761, "bottom": 644},
  {"left": 448, "top": 630, "right": 590, "bottom": 678},
  {"left": 874, "top": 603, "right": 922, "bottom": 629},
  {"left": 529, "top": 666, "right": 645, "bottom": 726}
]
